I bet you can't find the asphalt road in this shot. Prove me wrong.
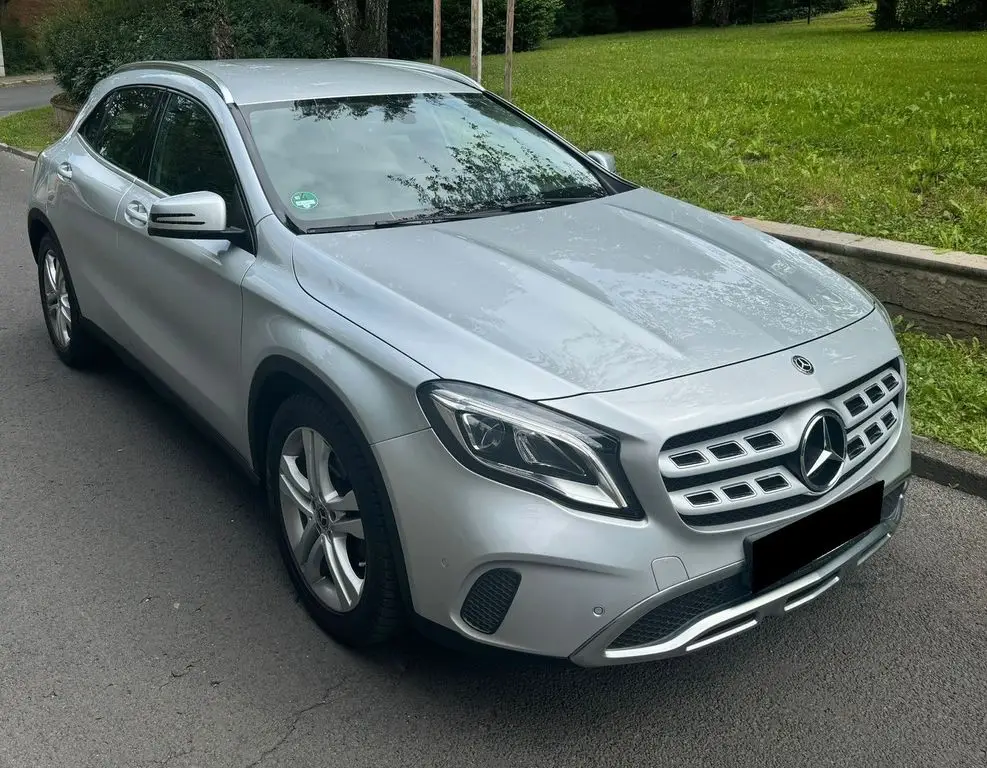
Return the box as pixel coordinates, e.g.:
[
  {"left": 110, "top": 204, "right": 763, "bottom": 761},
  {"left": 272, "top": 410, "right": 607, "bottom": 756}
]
[
  {"left": 0, "top": 82, "right": 58, "bottom": 118},
  {"left": 1, "top": 149, "right": 986, "bottom": 768}
]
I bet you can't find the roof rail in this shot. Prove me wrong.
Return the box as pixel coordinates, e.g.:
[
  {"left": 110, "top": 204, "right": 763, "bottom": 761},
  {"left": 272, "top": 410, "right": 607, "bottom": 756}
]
[
  {"left": 112, "top": 61, "right": 235, "bottom": 104},
  {"left": 340, "top": 58, "right": 482, "bottom": 91}
]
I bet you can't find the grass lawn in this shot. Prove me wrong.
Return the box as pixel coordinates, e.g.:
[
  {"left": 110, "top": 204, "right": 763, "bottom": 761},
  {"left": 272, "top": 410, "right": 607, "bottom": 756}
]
[
  {"left": 0, "top": 106, "right": 62, "bottom": 152},
  {"left": 447, "top": 4, "right": 987, "bottom": 254},
  {"left": 897, "top": 328, "right": 987, "bottom": 455}
]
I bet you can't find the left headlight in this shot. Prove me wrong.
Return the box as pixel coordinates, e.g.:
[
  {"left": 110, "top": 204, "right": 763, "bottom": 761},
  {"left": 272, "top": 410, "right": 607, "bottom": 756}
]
[{"left": 417, "top": 381, "right": 643, "bottom": 520}]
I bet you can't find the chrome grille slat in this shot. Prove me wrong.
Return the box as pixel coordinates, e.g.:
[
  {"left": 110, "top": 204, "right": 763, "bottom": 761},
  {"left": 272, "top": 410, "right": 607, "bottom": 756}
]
[{"left": 661, "top": 360, "right": 902, "bottom": 529}]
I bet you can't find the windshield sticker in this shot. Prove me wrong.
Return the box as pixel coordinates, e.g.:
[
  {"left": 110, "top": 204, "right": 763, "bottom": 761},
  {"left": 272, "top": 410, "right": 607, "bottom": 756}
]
[{"left": 290, "top": 191, "right": 319, "bottom": 211}]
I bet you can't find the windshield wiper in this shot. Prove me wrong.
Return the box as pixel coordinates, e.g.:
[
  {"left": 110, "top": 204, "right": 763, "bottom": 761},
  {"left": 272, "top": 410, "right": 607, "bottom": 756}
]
[
  {"left": 303, "top": 207, "right": 494, "bottom": 234},
  {"left": 495, "top": 195, "right": 603, "bottom": 212},
  {"left": 303, "top": 193, "right": 605, "bottom": 234},
  {"left": 370, "top": 207, "right": 499, "bottom": 230}
]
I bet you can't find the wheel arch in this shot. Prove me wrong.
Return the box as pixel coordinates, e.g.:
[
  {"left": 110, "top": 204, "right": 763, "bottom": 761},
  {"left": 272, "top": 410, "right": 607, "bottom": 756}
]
[
  {"left": 247, "top": 354, "right": 417, "bottom": 614},
  {"left": 28, "top": 208, "right": 58, "bottom": 264}
]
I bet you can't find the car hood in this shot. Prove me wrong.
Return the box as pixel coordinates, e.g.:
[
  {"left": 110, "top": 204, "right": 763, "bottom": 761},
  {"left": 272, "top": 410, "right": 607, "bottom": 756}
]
[{"left": 292, "top": 188, "right": 873, "bottom": 400}]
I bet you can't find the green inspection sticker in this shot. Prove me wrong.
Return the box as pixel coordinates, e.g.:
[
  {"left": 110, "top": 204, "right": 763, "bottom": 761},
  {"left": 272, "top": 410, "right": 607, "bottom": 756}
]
[{"left": 290, "top": 191, "right": 319, "bottom": 210}]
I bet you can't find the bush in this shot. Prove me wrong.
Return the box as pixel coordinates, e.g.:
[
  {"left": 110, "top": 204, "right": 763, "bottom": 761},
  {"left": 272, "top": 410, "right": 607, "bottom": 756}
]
[
  {"left": 43, "top": 0, "right": 341, "bottom": 106},
  {"left": 893, "top": 0, "right": 987, "bottom": 28},
  {"left": 0, "top": 18, "right": 47, "bottom": 75},
  {"left": 389, "top": 0, "right": 562, "bottom": 60},
  {"left": 224, "top": 0, "right": 340, "bottom": 58}
]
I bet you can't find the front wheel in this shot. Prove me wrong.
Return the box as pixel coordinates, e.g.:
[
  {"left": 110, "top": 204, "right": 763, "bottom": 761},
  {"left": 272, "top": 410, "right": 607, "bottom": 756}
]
[
  {"left": 36, "top": 234, "right": 99, "bottom": 368},
  {"left": 266, "top": 394, "right": 404, "bottom": 647}
]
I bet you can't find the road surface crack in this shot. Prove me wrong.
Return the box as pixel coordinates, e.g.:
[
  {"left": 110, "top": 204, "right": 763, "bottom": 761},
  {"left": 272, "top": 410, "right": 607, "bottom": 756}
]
[{"left": 243, "top": 677, "right": 351, "bottom": 767}]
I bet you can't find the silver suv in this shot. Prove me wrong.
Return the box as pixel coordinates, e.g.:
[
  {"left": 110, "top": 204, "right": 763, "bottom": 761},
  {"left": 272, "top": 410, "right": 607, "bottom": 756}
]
[{"left": 27, "top": 59, "right": 910, "bottom": 665}]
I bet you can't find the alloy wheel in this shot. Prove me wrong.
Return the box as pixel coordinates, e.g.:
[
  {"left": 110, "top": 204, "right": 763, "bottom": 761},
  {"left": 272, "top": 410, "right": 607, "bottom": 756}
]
[
  {"left": 43, "top": 250, "right": 72, "bottom": 349},
  {"left": 279, "top": 426, "right": 366, "bottom": 612}
]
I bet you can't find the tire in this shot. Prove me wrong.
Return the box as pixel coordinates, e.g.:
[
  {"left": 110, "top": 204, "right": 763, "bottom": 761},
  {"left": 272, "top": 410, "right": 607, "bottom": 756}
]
[
  {"left": 266, "top": 393, "right": 404, "bottom": 647},
  {"left": 37, "top": 234, "right": 99, "bottom": 368}
]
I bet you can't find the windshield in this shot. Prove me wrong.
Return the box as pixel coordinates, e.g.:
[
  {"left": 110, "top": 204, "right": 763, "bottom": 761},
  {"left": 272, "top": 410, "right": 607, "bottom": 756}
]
[{"left": 243, "top": 92, "right": 609, "bottom": 231}]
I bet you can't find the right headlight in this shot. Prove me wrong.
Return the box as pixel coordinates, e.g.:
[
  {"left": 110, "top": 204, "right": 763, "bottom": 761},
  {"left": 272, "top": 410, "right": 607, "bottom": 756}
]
[{"left": 417, "top": 381, "right": 643, "bottom": 520}]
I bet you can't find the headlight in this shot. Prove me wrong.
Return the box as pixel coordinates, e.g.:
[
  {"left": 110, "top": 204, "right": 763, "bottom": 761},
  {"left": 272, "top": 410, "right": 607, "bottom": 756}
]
[{"left": 417, "top": 381, "right": 643, "bottom": 519}]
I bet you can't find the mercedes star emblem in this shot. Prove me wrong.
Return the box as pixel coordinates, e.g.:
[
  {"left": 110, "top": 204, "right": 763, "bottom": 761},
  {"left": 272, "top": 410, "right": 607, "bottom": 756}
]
[
  {"left": 792, "top": 355, "right": 814, "bottom": 375},
  {"left": 799, "top": 410, "right": 847, "bottom": 493}
]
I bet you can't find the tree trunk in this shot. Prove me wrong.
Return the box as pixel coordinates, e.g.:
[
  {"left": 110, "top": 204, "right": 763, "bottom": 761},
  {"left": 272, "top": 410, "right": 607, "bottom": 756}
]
[
  {"left": 873, "top": 0, "right": 897, "bottom": 30},
  {"left": 504, "top": 0, "right": 515, "bottom": 100},
  {"left": 211, "top": 0, "right": 235, "bottom": 59},
  {"left": 332, "top": 0, "right": 389, "bottom": 57},
  {"left": 692, "top": 0, "right": 733, "bottom": 26}
]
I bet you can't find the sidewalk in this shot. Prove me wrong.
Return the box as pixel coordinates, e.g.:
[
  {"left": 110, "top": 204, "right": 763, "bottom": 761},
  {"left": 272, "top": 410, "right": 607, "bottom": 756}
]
[{"left": 0, "top": 72, "right": 55, "bottom": 88}]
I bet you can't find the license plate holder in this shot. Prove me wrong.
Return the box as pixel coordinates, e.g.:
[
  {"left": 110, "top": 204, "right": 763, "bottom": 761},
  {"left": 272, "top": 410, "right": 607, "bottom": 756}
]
[{"left": 745, "top": 481, "right": 884, "bottom": 594}]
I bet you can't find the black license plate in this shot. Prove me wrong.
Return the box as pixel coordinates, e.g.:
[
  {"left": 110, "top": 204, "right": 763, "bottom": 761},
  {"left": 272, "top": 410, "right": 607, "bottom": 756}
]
[{"left": 745, "top": 481, "right": 884, "bottom": 594}]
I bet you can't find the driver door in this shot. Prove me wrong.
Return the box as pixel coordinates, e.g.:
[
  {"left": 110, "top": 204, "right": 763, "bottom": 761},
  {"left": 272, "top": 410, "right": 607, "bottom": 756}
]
[{"left": 113, "top": 90, "right": 254, "bottom": 445}]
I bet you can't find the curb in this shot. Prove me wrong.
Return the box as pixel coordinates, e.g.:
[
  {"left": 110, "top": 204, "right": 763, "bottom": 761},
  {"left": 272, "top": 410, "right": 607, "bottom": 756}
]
[
  {"left": 911, "top": 436, "right": 987, "bottom": 500},
  {"left": 736, "top": 216, "right": 987, "bottom": 342},
  {"left": 0, "top": 74, "right": 55, "bottom": 88},
  {"left": 0, "top": 142, "right": 39, "bottom": 161},
  {"left": 736, "top": 216, "right": 987, "bottom": 281}
]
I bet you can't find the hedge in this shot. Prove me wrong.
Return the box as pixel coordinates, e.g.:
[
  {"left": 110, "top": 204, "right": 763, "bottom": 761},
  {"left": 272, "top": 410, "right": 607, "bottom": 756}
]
[
  {"left": 43, "top": 0, "right": 342, "bottom": 105},
  {"left": 0, "top": 17, "right": 46, "bottom": 75}
]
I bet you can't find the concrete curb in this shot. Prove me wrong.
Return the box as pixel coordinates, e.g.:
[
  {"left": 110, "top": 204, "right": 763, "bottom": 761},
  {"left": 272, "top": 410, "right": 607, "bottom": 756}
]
[
  {"left": 736, "top": 216, "right": 987, "bottom": 341},
  {"left": 0, "top": 74, "right": 56, "bottom": 88},
  {"left": 911, "top": 436, "right": 987, "bottom": 500},
  {"left": 0, "top": 142, "right": 39, "bottom": 161},
  {"left": 737, "top": 216, "right": 987, "bottom": 280}
]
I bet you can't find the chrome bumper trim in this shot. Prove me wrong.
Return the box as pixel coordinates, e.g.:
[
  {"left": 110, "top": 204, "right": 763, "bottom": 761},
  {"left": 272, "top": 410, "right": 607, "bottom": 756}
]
[{"left": 570, "top": 492, "right": 904, "bottom": 667}]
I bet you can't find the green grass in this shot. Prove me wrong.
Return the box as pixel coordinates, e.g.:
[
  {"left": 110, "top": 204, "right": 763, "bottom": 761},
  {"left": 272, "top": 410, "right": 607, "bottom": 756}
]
[
  {"left": 896, "top": 327, "right": 987, "bottom": 455},
  {"left": 448, "top": 4, "right": 987, "bottom": 253},
  {"left": 0, "top": 106, "right": 62, "bottom": 152}
]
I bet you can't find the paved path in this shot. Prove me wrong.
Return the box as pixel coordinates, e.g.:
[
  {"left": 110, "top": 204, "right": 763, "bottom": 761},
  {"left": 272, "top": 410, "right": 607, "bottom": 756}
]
[
  {"left": 1, "top": 151, "right": 985, "bottom": 767},
  {"left": 0, "top": 81, "right": 58, "bottom": 117}
]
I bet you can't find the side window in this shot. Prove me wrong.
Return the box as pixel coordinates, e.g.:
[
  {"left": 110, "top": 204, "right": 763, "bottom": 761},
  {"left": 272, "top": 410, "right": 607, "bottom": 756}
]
[
  {"left": 87, "top": 87, "right": 160, "bottom": 177},
  {"left": 79, "top": 97, "right": 107, "bottom": 147},
  {"left": 148, "top": 93, "right": 247, "bottom": 230}
]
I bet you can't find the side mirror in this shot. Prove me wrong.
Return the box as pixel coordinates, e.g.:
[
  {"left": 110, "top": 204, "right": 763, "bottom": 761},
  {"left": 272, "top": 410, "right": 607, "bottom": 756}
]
[
  {"left": 148, "top": 191, "right": 243, "bottom": 242},
  {"left": 586, "top": 150, "right": 617, "bottom": 174}
]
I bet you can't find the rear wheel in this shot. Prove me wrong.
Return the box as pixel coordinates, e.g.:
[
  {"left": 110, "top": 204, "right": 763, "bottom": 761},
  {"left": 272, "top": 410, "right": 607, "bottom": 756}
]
[
  {"left": 266, "top": 394, "right": 403, "bottom": 646},
  {"left": 37, "top": 234, "right": 99, "bottom": 368}
]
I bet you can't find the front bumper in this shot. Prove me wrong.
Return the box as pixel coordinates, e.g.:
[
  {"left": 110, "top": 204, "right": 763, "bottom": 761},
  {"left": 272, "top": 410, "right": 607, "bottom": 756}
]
[
  {"left": 373, "top": 420, "right": 910, "bottom": 665},
  {"left": 373, "top": 312, "right": 911, "bottom": 666},
  {"left": 570, "top": 482, "right": 906, "bottom": 666}
]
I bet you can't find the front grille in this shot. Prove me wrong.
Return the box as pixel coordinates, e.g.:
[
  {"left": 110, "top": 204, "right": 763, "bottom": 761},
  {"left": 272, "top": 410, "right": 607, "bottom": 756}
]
[
  {"left": 659, "top": 358, "right": 904, "bottom": 529},
  {"left": 609, "top": 486, "right": 903, "bottom": 650},
  {"left": 460, "top": 568, "right": 521, "bottom": 634}
]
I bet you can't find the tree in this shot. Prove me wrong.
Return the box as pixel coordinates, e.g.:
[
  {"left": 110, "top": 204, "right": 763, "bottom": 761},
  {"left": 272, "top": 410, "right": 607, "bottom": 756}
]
[
  {"left": 873, "top": 0, "right": 897, "bottom": 28},
  {"left": 330, "top": 0, "right": 389, "bottom": 56}
]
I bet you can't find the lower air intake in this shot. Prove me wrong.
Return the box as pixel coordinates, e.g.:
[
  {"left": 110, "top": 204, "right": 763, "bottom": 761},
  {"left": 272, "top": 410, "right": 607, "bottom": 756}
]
[
  {"left": 461, "top": 568, "right": 522, "bottom": 634},
  {"left": 609, "top": 574, "right": 749, "bottom": 649}
]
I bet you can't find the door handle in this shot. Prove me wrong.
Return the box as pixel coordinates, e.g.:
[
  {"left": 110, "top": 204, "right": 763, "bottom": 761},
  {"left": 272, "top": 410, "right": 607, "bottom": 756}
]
[
  {"left": 56, "top": 162, "right": 73, "bottom": 182},
  {"left": 125, "top": 201, "right": 148, "bottom": 227}
]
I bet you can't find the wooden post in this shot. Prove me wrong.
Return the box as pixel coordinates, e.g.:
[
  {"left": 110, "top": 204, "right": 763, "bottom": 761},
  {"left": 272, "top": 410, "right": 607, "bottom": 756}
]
[
  {"left": 470, "top": 0, "right": 482, "bottom": 84},
  {"left": 0, "top": 28, "right": 6, "bottom": 78},
  {"left": 504, "top": 0, "right": 515, "bottom": 100},
  {"left": 808, "top": 0, "right": 812, "bottom": 24},
  {"left": 432, "top": 0, "right": 441, "bottom": 66}
]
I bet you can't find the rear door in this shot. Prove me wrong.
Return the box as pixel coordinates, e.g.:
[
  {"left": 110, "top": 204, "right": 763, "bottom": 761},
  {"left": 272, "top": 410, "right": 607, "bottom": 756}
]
[
  {"left": 111, "top": 90, "right": 255, "bottom": 445},
  {"left": 47, "top": 86, "right": 163, "bottom": 334}
]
